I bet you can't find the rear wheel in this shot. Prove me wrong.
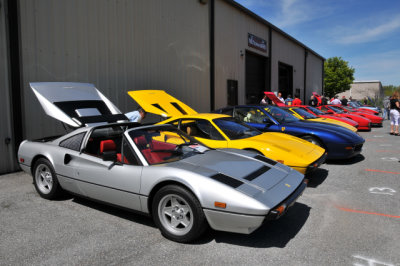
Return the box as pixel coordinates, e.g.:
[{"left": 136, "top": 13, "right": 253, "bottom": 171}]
[
  {"left": 152, "top": 185, "right": 208, "bottom": 243},
  {"left": 302, "top": 135, "right": 323, "bottom": 148},
  {"left": 33, "top": 158, "right": 63, "bottom": 199}
]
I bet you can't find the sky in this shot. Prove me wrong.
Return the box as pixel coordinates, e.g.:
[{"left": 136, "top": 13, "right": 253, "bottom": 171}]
[{"left": 235, "top": 0, "right": 400, "bottom": 86}]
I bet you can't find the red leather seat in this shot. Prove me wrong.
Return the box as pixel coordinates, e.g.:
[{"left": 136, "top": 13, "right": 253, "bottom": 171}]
[{"left": 100, "top": 139, "right": 116, "bottom": 154}]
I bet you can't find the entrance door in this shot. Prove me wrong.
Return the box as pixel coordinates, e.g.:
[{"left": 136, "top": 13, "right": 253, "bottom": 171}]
[
  {"left": 245, "top": 51, "right": 268, "bottom": 104},
  {"left": 278, "top": 62, "right": 293, "bottom": 99}
]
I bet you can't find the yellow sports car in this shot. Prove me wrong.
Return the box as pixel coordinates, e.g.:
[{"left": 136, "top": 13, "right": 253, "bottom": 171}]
[
  {"left": 128, "top": 90, "right": 327, "bottom": 174},
  {"left": 285, "top": 107, "right": 357, "bottom": 132}
]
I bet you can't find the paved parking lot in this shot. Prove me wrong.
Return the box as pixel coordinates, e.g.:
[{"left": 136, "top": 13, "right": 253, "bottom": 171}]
[{"left": 1, "top": 120, "right": 399, "bottom": 266}]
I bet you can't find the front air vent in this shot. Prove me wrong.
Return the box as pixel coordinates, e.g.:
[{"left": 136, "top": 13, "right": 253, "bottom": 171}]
[
  {"left": 255, "top": 155, "right": 277, "bottom": 165},
  {"left": 171, "top": 102, "right": 187, "bottom": 115},
  {"left": 152, "top": 103, "right": 167, "bottom": 113},
  {"left": 210, "top": 173, "right": 243, "bottom": 188},
  {"left": 244, "top": 166, "right": 271, "bottom": 181}
]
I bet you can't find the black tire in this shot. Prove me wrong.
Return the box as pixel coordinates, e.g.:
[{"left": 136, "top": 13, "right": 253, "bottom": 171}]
[
  {"left": 302, "top": 135, "right": 324, "bottom": 148},
  {"left": 33, "top": 158, "right": 64, "bottom": 200},
  {"left": 152, "top": 185, "right": 208, "bottom": 243}
]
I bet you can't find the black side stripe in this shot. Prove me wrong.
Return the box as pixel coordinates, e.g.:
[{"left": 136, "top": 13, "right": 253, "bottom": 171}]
[
  {"left": 57, "top": 173, "right": 147, "bottom": 197},
  {"left": 210, "top": 173, "right": 243, "bottom": 188},
  {"left": 255, "top": 155, "right": 277, "bottom": 165},
  {"left": 244, "top": 166, "right": 271, "bottom": 181}
]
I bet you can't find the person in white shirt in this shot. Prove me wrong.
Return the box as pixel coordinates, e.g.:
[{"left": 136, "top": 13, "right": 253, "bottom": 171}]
[
  {"left": 277, "top": 92, "right": 284, "bottom": 103},
  {"left": 125, "top": 108, "right": 146, "bottom": 123},
  {"left": 331, "top": 96, "right": 342, "bottom": 105}
]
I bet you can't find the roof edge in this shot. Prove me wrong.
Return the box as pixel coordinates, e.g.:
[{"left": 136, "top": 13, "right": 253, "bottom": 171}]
[{"left": 222, "top": 0, "right": 325, "bottom": 60}]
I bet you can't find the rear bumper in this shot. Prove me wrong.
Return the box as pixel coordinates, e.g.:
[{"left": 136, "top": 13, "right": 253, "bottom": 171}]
[{"left": 204, "top": 181, "right": 307, "bottom": 234}]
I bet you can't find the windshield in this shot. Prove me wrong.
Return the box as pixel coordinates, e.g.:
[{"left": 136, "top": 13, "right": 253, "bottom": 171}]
[
  {"left": 304, "top": 106, "right": 324, "bottom": 115},
  {"left": 292, "top": 108, "right": 317, "bottom": 119},
  {"left": 212, "top": 117, "right": 261, "bottom": 140},
  {"left": 264, "top": 106, "right": 299, "bottom": 123},
  {"left": 128, "top": 126, "right": 209, "bottom": 165},
  {"left": 329, "top": 106, "right": 344, "bottom": 113}
]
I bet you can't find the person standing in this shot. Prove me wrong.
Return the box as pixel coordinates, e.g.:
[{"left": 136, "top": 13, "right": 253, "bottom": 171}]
[
  {"left": 292, "top": 94, "right": 302, "bottom": 106},
  {"left": 321, "top": 95, "right": 328, "bottom": 105},
  {"left": 309, "top": 95, "right": 317, "bottom": 107},
  {"left": 285, "top": 94, "right": 293, "bottom": 106},
  {"left": 383, "top": 96, "right": 390, "bottom": 120},
  {"left": 341, "top": 96, "right": 348, "bottom": 106},
  {"left": 331, "top": 96, "right": 342, "bottom": 105},
  {"left": 260, "top": 95, "right": 268, "bottom": 105},
  {"left": 389, "top": 91, "right": 400, "bottom": 135},
  {"left": 277, "top": 92, "right": 285, "bottom": 103},
  {"left": 125, "top": 108, "right": 146, "bottom": 123}
]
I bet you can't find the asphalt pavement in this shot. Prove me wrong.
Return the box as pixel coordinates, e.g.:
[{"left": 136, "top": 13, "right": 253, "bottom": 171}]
[{"left": 1, "top": 120, "right": 399, "bottom": 266}]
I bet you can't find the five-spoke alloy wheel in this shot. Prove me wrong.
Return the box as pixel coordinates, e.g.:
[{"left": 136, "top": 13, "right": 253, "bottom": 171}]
[
  {"left": 152, "top": 185, "right": 208, "bottom": 243},
  {"left": 33, "top": 158, "right": 63, "bottom": 199}
]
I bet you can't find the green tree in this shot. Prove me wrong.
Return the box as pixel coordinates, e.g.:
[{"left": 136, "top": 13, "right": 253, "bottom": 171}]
[
  {"left": 324, "top": 57, "right": 355, "bottom": 98},
  {"left": 383, "top": 85, "right": 400, "bottom": 96}
]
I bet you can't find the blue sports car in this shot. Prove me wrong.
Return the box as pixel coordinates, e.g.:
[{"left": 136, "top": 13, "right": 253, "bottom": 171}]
[{"left": 214, "top": 105, "right": 365, "bottom": 160}]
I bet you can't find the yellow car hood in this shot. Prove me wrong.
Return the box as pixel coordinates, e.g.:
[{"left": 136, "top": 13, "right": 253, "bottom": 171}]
[
  {"left": 241, "top": 132, "right": 325, "bottom": 168},
  {"left": 127, "top": 90, "right": 197, "bottom": 117},
  {"left": 309, "top": 117, "right": 357, "bottom": 132}
]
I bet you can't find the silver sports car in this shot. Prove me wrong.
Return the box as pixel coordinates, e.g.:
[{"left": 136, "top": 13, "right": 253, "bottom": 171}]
[{"left": 18, "top": 82, "right": 307, "bottom": 242}]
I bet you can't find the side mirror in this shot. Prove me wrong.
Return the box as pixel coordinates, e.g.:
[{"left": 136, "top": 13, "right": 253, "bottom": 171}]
[
  {"left": 102, "top": 151, "right": 117, "bottom": 162},
  {"left": 326, "top": 110, "right": 334, "bottom": 114}
]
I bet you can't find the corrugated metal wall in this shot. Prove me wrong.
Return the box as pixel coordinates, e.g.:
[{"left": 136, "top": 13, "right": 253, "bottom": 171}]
[
  {"left": 306, "top": 52, "right": 323, "bottom": 100},
  {"left": 0, "top": 0, "right": 18, "bottom": 174},
  {"left": 270, "top": 30, "right": 305, "bottom": 99},
  {"left": 18, "top": 0, "right": 210, "bottom": 140},
  {"left": 214, "top": 0, "right": 269, "bottom": 108}
]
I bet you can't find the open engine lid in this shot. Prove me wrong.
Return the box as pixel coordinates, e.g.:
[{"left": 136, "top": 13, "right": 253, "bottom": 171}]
[
  {"left": 264, "top": 92, "right": 285, "bottom": 107},
  {"left": 127, "top": 90, "right": 197, "bottom": 117},
  {"left": 30, "top": 82, "right": 128, "bottom": 127}
]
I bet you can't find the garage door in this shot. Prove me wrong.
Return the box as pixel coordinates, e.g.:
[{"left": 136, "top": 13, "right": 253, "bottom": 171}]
[{"left": 245, "top": 51, "right": 268, "bottom": 104}]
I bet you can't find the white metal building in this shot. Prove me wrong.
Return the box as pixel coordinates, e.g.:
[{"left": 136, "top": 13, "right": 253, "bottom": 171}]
[
  {"left": 0, "top": 0, "right": 324, "bottom": 173},
  {"left": 337, "top": 81, "right": 384, "bottom": 100}
]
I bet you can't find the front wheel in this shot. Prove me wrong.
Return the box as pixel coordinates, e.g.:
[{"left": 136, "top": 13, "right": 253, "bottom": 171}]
[
  {"left": 33, "top": 158, "right": 64, "bottom": 200},
  {"left": 152, "top": 185, "right": 208, "bottom": 243},
  {"left": 302, "top": 135, "right": 323, "bottom": 148}
]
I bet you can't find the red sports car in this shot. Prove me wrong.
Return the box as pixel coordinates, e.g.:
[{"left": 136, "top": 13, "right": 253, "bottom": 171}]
[
  {"left": 300, "top": 105, "right": 359, "bottom": 129},
  {"left": 317, "top": 105, "right": 371, "bottom": 131},
  {"left": 333, "top": 105, "right": 383, "bottom": 127},
  {"left": 344, "top": 104, "right": 379, "bottom": 115}
]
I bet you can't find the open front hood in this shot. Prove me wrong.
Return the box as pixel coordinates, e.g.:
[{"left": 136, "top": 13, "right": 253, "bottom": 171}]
[
  {"left": 30, "top": 82, "right": 127, "bottom": 127},
  {"left": 127, "top": 90, "right": 197, "bottom": 117}
]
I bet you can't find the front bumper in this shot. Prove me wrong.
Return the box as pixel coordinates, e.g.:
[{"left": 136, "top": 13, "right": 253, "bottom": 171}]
[
  {"left": 358, "top": 122, "right": 371, "bottom": 130},
  {"left": 305, "top": 152, "right": 327, "bottom": 174},
  {"left": 326, "top": 142, "right": 364, "bottom": 159},
  {"left": 371, "top": 121, "right": 383, "bottom": 127},
  {"left": 203, "top": 181, "right": 307, "bottom": 234}
]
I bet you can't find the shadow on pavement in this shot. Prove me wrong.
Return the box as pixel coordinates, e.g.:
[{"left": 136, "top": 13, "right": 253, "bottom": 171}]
[
  {"left": 326, "top": 154, "right": 365, "bottom": 165},
  {"left": 72, "top": 196, "right": 156, "bottom": 228},
  {"left": 70, "top": 195, "right": 310, "bottom": 247},
  {"left": 194, "top": 202, "right": 310, "bottom": 247},
  {"left": 306, "top": 168, "right": 328, "bottom": 188}
]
